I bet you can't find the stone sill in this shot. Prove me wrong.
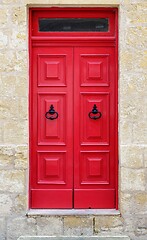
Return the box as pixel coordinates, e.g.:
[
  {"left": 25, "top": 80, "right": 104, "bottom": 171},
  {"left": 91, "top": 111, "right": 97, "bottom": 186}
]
[
  {"left": 26, "top": 209, "right": 120, "bottom": 216},
  {"left": 18, "top": 236, "right": 130, "bottom": 240}
]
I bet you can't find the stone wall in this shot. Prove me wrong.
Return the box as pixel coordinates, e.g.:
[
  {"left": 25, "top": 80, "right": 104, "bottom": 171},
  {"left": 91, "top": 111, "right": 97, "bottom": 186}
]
[{"left": 0, "top": 0, "right": 147, "bottom": 239}]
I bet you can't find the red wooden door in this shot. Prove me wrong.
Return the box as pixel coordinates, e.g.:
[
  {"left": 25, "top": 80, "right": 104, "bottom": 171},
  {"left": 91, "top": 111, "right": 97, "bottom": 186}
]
[
  {"left": 30, "top": 47, "right": 74, "bottom": 208},
  {"left": 30, "top": 45, "right": 117, "bottom": 209},
  {"left": 74, "top": 47, "right": 116, "bottom": 208}
]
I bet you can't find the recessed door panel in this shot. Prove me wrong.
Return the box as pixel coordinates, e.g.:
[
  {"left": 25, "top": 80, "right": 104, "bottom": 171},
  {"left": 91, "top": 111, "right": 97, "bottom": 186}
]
[
  {"left": 38, "top": 54, "right": 66, "bottom": 86},
  {"left": 80, "top": 151, "right": 110, "bottom": 185},
  {"left": 38, "top": 93, "right": 66, "bottom": 145},
  {"left": 80, "top": 92, "right": 110, "bottom": 145},
  {"left": 37, "top": 151, "right": 67, "bottom": 185},
  {"left": 80, "top": 54, "right": 109, "bottom": 86}
]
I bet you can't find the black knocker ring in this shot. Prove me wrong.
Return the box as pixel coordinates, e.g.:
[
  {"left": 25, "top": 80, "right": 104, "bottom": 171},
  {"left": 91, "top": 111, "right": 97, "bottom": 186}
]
[
  {"left": 45, "top": 104, "right": 58, "bottom": 120},
  {"left": 88, "top": 104, "right": 102, "bottom": 120}
]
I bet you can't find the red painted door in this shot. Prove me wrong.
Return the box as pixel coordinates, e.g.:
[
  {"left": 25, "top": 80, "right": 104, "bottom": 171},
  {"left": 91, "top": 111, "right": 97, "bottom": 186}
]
[
  {"left": 74, "top": 47, "right": 116, "bottom": 208},
  {"left": 30, "top": 47, "right": 74, "bottom": 208},
  {"left": 30, "top": 45, "right": 117, "bottom": 209}
]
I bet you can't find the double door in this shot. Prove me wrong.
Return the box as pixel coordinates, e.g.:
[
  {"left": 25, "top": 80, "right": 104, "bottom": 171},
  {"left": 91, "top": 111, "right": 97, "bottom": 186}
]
[{"left": 30, "top": 45, "right": 117, "bottom": 209}]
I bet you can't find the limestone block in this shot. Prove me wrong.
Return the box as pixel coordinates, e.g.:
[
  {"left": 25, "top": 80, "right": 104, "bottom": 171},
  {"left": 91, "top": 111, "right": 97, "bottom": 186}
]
[
  {"left": 144, "top": 147, "right": 147, "bottom": 168},
  {"left": 9, "top": 29, "right": 27, "bottom": 50},
  {"left": 132, "top": 120, "right": 147, "bottom": 144},
  {"left": 120, "top": 192, "right": 147, "bottom": 215},
  {"left": 1, "top": 75, "right": 16, "bottom": 97},
  {"left": 63, "top": 216, "right": 93, "bottom": 235},
  {"left": 0, "top": 97, "right": 19, "bottom": 120},
  {"left": 94, "top": 216, "right": 123, "bottom": 234},
  {"left": 18, "top": 97, "right": 28, "bottom": 119},
  {"left": 0, "top": 7, "right": 9, "bottom": 26},
  {"left": 13, "top": 194, "right": 27, "bottom": 213},
  {"left": 119, "top": 73, "right": 147, "bottom": 95},
  {"left": 124, "top": 215, "right": 147, "bottom": 236},
  {"left": 119, "top": 120, "right": 133, "bottom": 144},
  {"left": 2, "top": 0, "right": 20, "bottom": 4},
  {"left": 36, "top": 217, "right": 63, "bottom": 235},
  {"left": 0, "top": 194, "right": 13, "bottom": 215},
  {"left": 121, "top": 168, "right": 145, "bottom": 191},
  {"left": 123, "top": 3, "right": 147, "bottom": 25},
  {"left": 0, "top": 217, "right": 6, "bottom": 240},
  {"left": 15, "top": 76, "right": 28, "bottom": 97},
  {"left": 12, "top": 7, "right": 26, "bottom": 25},
  {"left": 120, "top": 146, "right": 144, "bottom": 168},
  {"left": 14, "top": 145, "right": 28, "bottom": 169},
  {"left": 0, "top": 31, "right": 8, "bottom": 48},
  {"left": 0, "top": 50, "right": 27, "bottom": 73},
  {"left": 119, "top": 51, "right": 134, "bottom": 72},
  {"left": 0, "top": 145, "right": 14, "bottom": 169},
  {"left": 119, "top": 92, "right": 146, "bottom": 122},
  {"left": 0, "top": 169, "right": 25, "bottom": 193},
  {"left": 7, "top": 217, "right": 37, "bottom": 240},
  {"left": 139, "top": 50, "right": 147, "bottom": 69},
  {"left": 126, "top": 27, "right": 147, "bottom": 48},
  {"left": 3, "top": 119, "right": 28, "bottom": 144}
]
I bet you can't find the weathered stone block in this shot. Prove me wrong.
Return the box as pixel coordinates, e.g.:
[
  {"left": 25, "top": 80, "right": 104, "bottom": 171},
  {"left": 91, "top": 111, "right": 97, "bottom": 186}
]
[
  {"left": 0, "top": 217, "right": 6, "bottom": 240},
  {"left": 12, "top": 7, "right": 26, "bottom": 24},
  {"left": 0, "top": 169, "right": 25, "bottom": 193},
  {"left": 0, "top": 8, "right": 9, "bottom": 26},
  {"left": 36, "top": 217, "right": 63, "bottom": 235},
  {"left": 120, "top": 192, "right": 147, "bottom": 215},
  {"left": 120, "top": 146, "right": 144, "bottom": 168},
  {"left": 3, "top": 119, "right": 28, "bottom": 144},
  {"left": 0, "top": 194, "right": 13, "bottom": 215},
  {"left": 126, "top": 26, "right": 147, "bottom": 48},
  {"left": 13, "top": 194, "right": 27, "bottom": 213},
  {"left": 63, "top": 216, "right": 93, "bottom": 236},
  {"left": 1, "top": 75, "right": 16, "bottom": 97},
  {"left": 133, "top": 120, "right": 147, "bottom": 144},
  {"left": 0, "top": 31, "right": 8, "bottom": 48},
  {"left": 119, "top": 120, "right": 133, "bottom": 144},
  {"left": 121, "top": 168, "right": 146, "bottom": 191},
  {"left": 0, "top": 145, "right": 14, "bottom": 169},
  {"left": 7, "top": 217, "right": 37, "bottom": 240},
  {"left": 0, "top": 50, "right": 27, "bottom": 73},
  {"left": 14, "top": 145, "right": 28, "bottom": 169},
  {"left": 94, "top": 216, "right": 123, "bottom": 234}
]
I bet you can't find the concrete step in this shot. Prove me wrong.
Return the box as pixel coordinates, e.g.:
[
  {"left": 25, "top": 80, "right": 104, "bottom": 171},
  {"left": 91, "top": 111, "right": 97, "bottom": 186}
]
[{"left": 18, "top": 236, "right": 130, "bottom": 240}]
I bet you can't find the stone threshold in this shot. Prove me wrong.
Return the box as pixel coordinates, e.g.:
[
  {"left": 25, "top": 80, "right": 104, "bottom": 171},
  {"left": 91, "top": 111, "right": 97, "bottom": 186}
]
[
  {"left": 18, "top": 236, "right": 130, "bottom": 240},
  {"left": 27, "top": 209, "right": 120, "bottom": 216}
]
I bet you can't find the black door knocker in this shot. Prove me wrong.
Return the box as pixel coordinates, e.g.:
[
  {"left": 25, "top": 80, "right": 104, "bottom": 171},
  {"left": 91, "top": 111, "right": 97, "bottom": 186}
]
[
  {"left": 45, "top": 104, "right": 58, "bottom": 120},
  {"left": 88, "top": 104, "right": 102, "bottom": 120}
]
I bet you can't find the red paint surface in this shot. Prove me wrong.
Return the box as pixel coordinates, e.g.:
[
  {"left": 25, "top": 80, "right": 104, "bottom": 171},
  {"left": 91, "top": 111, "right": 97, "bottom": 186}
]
[{"left": 29, "top": 8, "right": 118, "bottom": 209}]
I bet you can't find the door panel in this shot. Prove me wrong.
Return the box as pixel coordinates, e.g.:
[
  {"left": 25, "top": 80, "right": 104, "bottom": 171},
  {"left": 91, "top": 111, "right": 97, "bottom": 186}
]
[
  {"left": 30, "top": 47, "right": 73, "bottom": 208},
  {"left": 38, "top": 54, "right": 67, "bottom": 86},
  {"left": 80, "top": 54, "right": 109, "bottom": 87},
  {"left": 74, "top": 47, "right": 116, "bottom": 208},
  {"left": 38, "top": 93, "right": 66, "bottom": 145},
  {"left": 80, "top": 93, "right": 110, "bottom": 145},
  {"left": 80, "top": 151, "right": 110, "bottom": 185}
]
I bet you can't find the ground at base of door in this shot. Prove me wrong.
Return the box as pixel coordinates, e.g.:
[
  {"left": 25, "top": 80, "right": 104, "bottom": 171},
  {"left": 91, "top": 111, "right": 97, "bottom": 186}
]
[{"left": 18, "top": 236, "right": 130, "bottom": 240}]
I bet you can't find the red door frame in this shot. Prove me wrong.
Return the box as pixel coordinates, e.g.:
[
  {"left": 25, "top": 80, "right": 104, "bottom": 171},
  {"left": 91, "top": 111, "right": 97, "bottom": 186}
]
[{"left": 29, "top": 7, "right": 118, "bottom": 209}]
